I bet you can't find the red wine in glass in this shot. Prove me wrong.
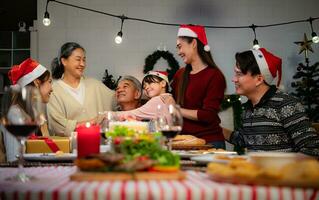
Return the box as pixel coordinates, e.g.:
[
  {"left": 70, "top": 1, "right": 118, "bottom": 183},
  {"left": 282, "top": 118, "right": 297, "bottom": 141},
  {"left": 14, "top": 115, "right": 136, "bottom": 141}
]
[
  {"left": 1, "top": 85, "right": 44, "bottom": 182},
  {"left": 5, "top": 125, "right": 38, "bottom": 138},
  {"left": 161, "top": 129, "right": 180, "bottom": 139}
]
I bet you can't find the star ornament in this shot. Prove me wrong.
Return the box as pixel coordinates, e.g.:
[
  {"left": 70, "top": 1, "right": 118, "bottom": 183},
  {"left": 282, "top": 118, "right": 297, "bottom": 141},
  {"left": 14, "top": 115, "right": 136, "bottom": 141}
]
[{"left": 294, "top": 33, "right": 314, "bottom": 55}]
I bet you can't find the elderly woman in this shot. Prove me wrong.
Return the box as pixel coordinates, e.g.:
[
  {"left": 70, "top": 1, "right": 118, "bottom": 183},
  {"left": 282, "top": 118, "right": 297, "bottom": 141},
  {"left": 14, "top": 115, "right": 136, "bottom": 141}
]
[{"left": 47, "top": 42, "right": 114, "bottom": 136}]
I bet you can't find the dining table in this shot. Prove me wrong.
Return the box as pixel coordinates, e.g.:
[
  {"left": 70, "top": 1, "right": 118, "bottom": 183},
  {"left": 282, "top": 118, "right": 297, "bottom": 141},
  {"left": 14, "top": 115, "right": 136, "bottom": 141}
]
[{"left": 0, "top": 164, "right": 318, "bottom": 200}]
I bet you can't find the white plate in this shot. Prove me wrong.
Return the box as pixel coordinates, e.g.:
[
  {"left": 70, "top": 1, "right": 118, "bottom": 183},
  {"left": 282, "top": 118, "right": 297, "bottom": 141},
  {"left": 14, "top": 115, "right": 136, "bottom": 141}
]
[
  {"left": 100, "top": 145, "right": 111, "bottom": 153},
  {"left": 172, "top": 150, "right": 213, "bottom": 158},
  {"left": 23, "top": 153, "right": 76, "bottom": 161},
  {"left": 173, "top": 150, "right": 237, "bottom": 159},
  {"left": 191, "top": 154, "right": 246, "bottom": 164}
]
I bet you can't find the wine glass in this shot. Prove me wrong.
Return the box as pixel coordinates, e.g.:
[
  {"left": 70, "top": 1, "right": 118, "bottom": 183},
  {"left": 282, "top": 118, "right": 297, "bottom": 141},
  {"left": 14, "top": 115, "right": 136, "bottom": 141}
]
[
  {"left": 156, "top": 104, "right": 183, "bottom": 151},
  {"left": 0, "top": 85, "right": 45, "bottom": 182},
  {"left": 98, "top": 111, "right": 115, "bottom": 144}
]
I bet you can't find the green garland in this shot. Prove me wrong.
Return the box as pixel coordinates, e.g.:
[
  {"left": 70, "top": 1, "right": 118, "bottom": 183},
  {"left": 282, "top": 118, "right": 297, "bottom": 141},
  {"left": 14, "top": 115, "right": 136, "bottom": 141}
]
[
  {"left": 221, "top": 94, "right": 244, "bottom": 154},
  {"left": 143, "top": 50, "right": 180, "bottom": 81},
  {"left": 221, "top": 94, "right": 243, "bottom": 130}
]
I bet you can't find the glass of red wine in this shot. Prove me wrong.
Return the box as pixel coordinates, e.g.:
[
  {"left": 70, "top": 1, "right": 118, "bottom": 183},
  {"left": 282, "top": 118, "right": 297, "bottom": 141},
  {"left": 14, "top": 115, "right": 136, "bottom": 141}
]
[
  {"left": 156, "top": 104, "right": 183, "bottom": 151},
  {"left": 0, "top": 85, "right": 44, "bottom": 182}
]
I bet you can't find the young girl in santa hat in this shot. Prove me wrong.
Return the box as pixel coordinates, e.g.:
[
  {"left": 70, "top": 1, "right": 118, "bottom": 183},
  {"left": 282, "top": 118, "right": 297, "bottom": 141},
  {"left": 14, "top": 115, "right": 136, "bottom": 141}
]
[
  {"left": 114, "top": 70, "right": 175, "bottom": 120},
  {"left": 1, "top": 58, "right": 52, "bottom": 162},
  {"left": 8, "top": 58, "right": 53, "bottom": 104},
  {"left": 172, "top": 24, "right": 226, "bottom": 149}
]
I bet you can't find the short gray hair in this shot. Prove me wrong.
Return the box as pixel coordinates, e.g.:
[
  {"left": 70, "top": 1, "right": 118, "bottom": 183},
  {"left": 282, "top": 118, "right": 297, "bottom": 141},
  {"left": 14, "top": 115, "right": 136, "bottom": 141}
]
[{"left": 120, "top": 75, "right": 142, "bottom": 95}]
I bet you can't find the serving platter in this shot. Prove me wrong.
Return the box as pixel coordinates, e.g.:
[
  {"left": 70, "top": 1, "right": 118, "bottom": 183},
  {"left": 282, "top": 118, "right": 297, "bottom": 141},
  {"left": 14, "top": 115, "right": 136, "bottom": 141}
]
[
  {"left": 23, "top": 153, "right": 76, "bottom": 161},
  {"left": 70, "top": 171, "right": 186, "bottom": 181},
  {"left": 208, "top": 173, "right": 319, "bottom": 189},
  {"left": 191, "top": 154, "right": 245, "bottom": 164},
  {"left": 172, "top": 144, "right": 213, "bottom": 150}
]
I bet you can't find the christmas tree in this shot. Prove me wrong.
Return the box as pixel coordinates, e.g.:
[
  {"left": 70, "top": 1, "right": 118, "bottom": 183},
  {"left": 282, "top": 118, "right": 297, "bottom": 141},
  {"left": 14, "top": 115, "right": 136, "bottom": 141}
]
[{"left": 291, "top": 33, "right": 319, "bottom": 122}]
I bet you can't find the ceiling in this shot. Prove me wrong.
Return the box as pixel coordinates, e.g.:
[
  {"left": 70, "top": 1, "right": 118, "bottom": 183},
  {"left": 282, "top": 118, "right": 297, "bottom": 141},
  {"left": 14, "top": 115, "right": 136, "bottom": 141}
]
[{"left": 0, "top": 0, "right": 37, "bottom": 31}]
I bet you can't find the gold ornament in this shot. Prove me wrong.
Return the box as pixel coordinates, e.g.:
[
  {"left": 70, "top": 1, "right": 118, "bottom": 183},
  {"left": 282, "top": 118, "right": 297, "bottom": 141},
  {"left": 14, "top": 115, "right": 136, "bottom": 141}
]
[{"left": 294, "top": 33, "right": 314, "bottom": 58}]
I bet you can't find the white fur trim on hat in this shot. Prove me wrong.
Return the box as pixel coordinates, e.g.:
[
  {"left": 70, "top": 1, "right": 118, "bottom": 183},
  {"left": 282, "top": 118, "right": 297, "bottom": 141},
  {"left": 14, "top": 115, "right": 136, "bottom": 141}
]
[
  {"left": 16, "top": 64, "right": 47, "bottom": 87},
  {"left": 251, "top": 49, "right": 273, "bottom": 85},
  {"left": 145, "top": 71, "right": 169, "bottom": 84},
  {"left": 177, "top": 27, "right": 197, "bottom": 38}
]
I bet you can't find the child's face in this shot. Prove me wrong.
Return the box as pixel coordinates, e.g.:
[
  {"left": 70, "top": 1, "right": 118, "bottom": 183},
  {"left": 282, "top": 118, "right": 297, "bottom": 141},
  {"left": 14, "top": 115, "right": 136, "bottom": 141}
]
[
  {"left": 143, "top": 80, "right": 166, "bottom": 98},
  {"left": 35, "top": 76, "right": 53, "bottom": 104}
]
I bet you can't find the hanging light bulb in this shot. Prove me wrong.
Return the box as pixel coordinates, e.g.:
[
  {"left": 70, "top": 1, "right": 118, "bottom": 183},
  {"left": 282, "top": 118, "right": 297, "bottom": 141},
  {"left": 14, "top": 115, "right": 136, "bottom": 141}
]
[
  {"left": 115, "top": 31, "right": 123, "bottom": 44},
  {"left": 43, "top": 0, "right": 51, "bottom": 26},
  {"left": 253, "top": 39, "right": 260, "bottom": 50},
  {"left": 311, "top": 32, "right": 319, "bottom": 43},
  {"left": 114, "top": 15, "right": 127, "bottom": 45},
  {"left": 43, "top": 11, "right": 51, "bottom": 26},
  {"left": 309, "top": 17, "right": 319, "bottom": 43},
  {"left": 250, "top": 24, "right": 260, "bottom": 50}
]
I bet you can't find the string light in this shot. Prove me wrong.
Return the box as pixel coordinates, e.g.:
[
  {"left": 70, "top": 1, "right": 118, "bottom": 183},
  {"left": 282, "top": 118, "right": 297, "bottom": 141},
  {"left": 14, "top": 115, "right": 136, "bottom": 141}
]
[
  {"left": 308, "top": 17, "right": 319, "bottom": 43},
  {"left": 250, "top": 24, "right": 260, "bottom": 50},
  {"left": 115, "top": 16, "right": 127, "bottom": 44},
  {"left": 115, "top": 31, "right": 123, "bottom": 44},
  {"left": 43, "top": 0, "right": 51, "bottom": 26},
  {"left": 43, "top": 1, "right": 319, "bottom": 46}
]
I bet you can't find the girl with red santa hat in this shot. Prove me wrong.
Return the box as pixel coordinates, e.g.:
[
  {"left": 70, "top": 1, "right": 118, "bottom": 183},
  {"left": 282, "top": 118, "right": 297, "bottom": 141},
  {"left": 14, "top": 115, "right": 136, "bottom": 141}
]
[{"left": 1, "top": 58, "right": 52, "bottom": 162}]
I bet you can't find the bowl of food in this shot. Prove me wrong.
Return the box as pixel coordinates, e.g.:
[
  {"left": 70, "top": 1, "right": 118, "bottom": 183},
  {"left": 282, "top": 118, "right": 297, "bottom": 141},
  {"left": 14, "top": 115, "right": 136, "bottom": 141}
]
[{"left": 248, "top": 152, "right": 305, "bottom": 170}]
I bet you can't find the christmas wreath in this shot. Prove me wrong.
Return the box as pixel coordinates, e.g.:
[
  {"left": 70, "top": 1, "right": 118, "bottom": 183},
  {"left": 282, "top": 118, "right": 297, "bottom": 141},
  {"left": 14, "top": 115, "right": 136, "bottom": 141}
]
[{"left": 143, "top": 50, "right": 180, "bottom": 81}]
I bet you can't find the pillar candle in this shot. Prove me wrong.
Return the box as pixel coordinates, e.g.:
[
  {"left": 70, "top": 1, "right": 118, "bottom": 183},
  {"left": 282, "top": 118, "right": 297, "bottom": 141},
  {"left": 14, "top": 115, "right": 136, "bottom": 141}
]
[{"left": 76, "top": 123, "right": 100, "bottom": 158}]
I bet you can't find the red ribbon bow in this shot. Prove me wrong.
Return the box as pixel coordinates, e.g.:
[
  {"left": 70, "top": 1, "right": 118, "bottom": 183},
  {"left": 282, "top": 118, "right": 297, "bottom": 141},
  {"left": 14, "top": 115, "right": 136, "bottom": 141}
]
[{"left": 28, "top": 135, "right": 60, "bottom": 153}]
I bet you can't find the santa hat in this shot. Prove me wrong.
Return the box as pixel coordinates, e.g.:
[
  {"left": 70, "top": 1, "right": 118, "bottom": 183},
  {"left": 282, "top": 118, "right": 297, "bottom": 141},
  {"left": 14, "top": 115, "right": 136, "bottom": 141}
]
[
  {"left": 8, "top": 58, "right": 47, "bottom": 87},
  {"left": 177, "top": 24, "right": 210, "bottom": 52},
  {"left": 251, "top": 48, "right": 282, "bottom": 87},
  {"left": 144, "top": 71, "right": 169, "bottom": 84}
]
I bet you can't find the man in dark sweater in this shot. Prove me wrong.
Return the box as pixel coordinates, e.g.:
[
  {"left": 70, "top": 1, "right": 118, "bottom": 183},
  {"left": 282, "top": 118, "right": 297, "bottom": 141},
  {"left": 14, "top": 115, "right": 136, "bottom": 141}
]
[{"left": 223, "top": 48, "right": 319, "bottom": 157}]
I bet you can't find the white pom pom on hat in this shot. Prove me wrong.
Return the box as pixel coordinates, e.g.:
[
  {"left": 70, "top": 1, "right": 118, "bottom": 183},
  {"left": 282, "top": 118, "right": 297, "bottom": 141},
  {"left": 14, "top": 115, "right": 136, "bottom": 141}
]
[{"left": 177, "top": 24, "right": 211, "bottom": 52}]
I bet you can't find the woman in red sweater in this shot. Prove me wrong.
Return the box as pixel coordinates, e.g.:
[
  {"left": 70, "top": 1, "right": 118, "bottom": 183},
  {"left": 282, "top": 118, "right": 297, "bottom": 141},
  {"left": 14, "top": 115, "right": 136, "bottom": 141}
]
[{"left": 172, "top": 24, "right": 226, "bottom": 149}]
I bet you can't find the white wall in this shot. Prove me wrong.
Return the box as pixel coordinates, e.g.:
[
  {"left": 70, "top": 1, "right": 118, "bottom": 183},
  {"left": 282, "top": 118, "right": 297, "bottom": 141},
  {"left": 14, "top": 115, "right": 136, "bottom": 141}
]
[{"left": 36, "top": 0, "right": 319, "bottom": 94}]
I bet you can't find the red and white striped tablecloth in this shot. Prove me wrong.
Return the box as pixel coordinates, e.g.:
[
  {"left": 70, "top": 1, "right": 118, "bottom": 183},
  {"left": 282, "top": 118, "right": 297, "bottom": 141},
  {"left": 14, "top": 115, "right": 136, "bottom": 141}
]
[{"left": 0, "top": 166, "right": 318, "bottom": 200}]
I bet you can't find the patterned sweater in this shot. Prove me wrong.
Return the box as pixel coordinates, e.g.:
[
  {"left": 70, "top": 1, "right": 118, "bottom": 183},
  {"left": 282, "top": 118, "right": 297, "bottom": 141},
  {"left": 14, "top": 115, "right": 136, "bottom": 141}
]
[{"left": 229, "top": 86, "right": 319, "bottom": 157}]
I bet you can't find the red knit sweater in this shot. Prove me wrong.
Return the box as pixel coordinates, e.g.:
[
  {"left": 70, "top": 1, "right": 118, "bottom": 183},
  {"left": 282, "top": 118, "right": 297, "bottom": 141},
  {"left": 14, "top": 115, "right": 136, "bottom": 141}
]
[{"left": 171, "top": 67, "right": 226, "bottom": 142}]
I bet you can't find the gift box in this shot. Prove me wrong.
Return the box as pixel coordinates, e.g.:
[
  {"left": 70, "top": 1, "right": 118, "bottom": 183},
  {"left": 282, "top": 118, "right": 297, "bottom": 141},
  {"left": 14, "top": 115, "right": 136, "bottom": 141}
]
[{"left": 26, "top": 136, "right": 71, "bottom": 153}]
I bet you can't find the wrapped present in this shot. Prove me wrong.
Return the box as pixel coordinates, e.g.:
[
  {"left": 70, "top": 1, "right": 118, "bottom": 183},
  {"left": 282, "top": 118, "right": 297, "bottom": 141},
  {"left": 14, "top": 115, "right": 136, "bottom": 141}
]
[{"left": 26, "top": 136, "right": 71, "bottom": 153}]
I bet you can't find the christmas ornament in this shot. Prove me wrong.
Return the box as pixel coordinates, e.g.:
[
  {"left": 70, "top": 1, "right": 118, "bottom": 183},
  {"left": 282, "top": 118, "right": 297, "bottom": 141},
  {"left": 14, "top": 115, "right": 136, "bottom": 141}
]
[{"left": 294, "top": 33, "right": 314, "bottom": 58}]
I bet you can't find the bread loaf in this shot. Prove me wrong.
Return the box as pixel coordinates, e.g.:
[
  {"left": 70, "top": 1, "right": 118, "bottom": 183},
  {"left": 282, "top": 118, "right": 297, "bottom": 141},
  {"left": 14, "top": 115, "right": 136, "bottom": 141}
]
[{"left": 172, "top": 135, "right": 206, "bottom": 146}]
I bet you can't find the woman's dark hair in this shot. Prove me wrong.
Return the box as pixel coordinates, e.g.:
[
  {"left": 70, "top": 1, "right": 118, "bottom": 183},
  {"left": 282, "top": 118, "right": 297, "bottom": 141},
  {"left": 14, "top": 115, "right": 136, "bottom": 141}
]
[
  {"left": 142, "top": 75, "right": 169, "bottom": 93},
  {"left": 51, "top": 42, "right": 85, "bottom": 79},
  {"left": 235, "top": 50, "right": 261, "bottom": 76},
  {"left": 176, "top": 36, "right": 220, "bottom": 106}
]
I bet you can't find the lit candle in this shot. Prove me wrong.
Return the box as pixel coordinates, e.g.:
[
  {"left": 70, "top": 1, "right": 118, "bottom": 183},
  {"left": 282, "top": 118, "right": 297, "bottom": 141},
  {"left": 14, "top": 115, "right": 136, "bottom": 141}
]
[{"left": 76, "top": 123, "right": 100, "bottom": 158}]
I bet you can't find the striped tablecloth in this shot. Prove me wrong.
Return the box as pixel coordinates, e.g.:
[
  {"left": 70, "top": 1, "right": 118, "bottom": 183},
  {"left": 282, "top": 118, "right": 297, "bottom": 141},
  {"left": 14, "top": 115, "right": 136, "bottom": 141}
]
[{"left": 0, "top": 166, "right": 318, "bottom": 200}]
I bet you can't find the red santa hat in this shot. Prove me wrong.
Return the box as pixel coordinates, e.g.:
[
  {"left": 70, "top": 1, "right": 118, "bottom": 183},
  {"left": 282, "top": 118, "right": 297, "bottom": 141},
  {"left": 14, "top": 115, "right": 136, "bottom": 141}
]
[
  {"left": 177, "top": 24, "right": 210, "bottom": 52},
  {"left": 144, "top": 70, "right": 169, "bottom": 84},
  {"left": 251, "top": 48, "right": 282, "bottom": 87},
  {"left": 8, "top": 58, "right": 47, "bottom": 87}
]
